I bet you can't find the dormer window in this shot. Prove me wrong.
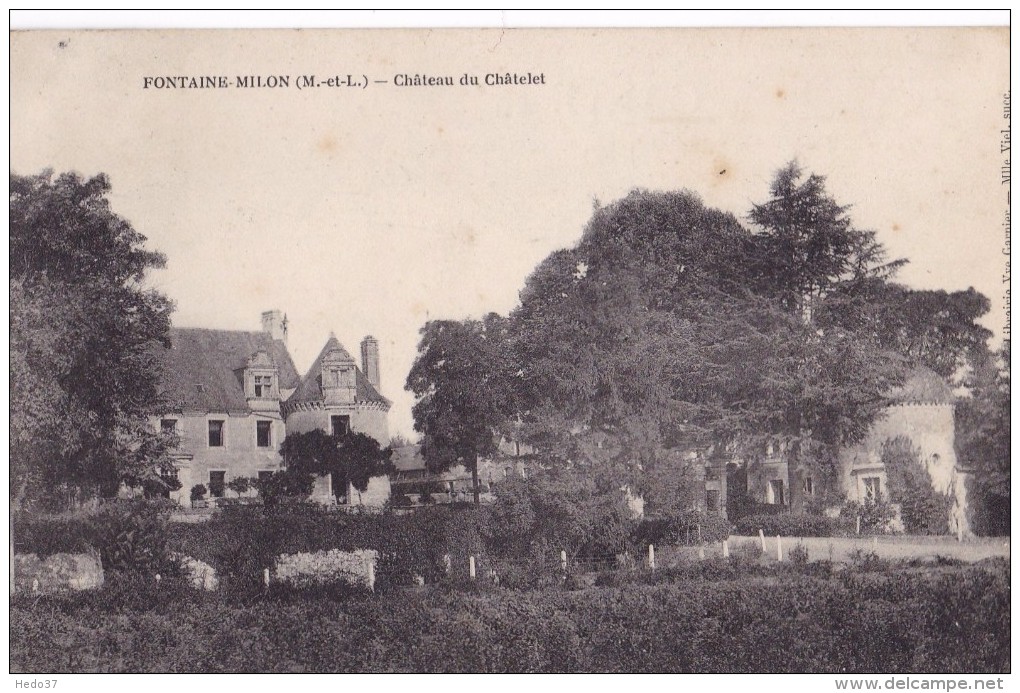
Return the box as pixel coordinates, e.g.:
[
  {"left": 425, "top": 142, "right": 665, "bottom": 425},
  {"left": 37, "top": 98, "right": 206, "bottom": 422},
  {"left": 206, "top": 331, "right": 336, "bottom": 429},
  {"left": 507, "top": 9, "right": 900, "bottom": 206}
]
[
  {"left": 243, "top": 349, "right": 280, "bottom": 410},
  {"left": 254, "top": 375, "right": 273, "bottom": 398},
  {"left": 321, "top": 347, "right": 357, "bottom": 404}
]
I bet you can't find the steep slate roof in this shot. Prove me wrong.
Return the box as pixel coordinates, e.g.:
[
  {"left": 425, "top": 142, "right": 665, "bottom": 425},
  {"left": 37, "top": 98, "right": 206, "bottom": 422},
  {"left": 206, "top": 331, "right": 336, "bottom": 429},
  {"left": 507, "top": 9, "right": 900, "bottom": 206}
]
[
  {"left": 889, "top": 366, "right": 954, "bottom": 405},
  {"left": 288, "top": 334, "right": 390, "bottom": 406},
  {"left": 159, "top": 328, "right": 301, "bottom": 413}
]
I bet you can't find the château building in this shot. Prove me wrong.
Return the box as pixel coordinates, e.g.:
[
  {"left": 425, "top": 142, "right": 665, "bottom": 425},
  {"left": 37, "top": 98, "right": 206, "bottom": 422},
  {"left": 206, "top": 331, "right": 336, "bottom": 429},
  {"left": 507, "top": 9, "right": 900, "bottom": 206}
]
[{"left": 154, "top": 310, "right": 390, "bottom": 507}]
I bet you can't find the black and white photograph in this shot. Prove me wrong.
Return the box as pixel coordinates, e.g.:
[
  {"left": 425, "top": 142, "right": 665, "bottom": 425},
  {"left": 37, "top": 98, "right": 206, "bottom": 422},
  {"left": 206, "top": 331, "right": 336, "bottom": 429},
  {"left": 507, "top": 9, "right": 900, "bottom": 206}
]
[{"left": 8, "top": 12, "right": 1011, "bottom": 684}]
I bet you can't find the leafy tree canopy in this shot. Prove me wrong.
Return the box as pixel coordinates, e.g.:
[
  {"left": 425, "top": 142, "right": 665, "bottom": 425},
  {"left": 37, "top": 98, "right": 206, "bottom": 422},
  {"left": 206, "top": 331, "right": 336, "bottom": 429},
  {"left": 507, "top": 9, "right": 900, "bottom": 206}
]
[
  {"left": 405, "top": 314, "right": 519, "bottom": 503},
  {"left": 279, "top": 429, "right": 394, "bottom": 495},
  {"left": 406, "top": 163, "right": 994, "bottom": 512},
  {"left": 10, "top": 170, "right": 175, "bottom": 505},
  {"left": 956, "top": 340, "right": 1010, "bottom": 535}
]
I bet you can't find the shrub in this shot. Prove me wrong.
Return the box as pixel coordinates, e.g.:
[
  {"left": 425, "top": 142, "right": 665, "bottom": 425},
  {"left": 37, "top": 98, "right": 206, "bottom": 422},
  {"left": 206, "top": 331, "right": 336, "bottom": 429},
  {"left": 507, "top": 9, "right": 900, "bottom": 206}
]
[
  {"left": 881, "top": 436, "right": 953, "bottom": 535},
  {"left": 734, "top": 512, "right": 839, "bottom": 537},
  {"left": 730, "top": 541, "right": 764, "bottom": 568},
  {"left": 390, "top": 493, "right": 412, "bottom": 507},
  {"left": 92, "top": 503, "right": 180, "bottom": 576},
  {"left": 167, "top": 504, "right": 487, "bottom": 595},
  {"left": 226, "top": 477, "right": 253, "bottom": 496},
  {"left": 483, "top": 473, "right": 636, "bottom": 561},
  {"left": 190, "top": 484, "right": 207, "bottom": 502},
  {"left": 847, "top": 548, "right": 890, "bottom": 572},
  {"left": 840, "top": 499, "right": 897, "bottom": 535},
  {"left": 254, "top": 469, "right": 315, "bottom": 507},
  {"left": 141, "top": 474, "right": 182, "bottom": 499},
  {"left": 635, "top": 511, "right": 732, "bottom": 546},
  {"left": 12, "top": 514, "right": 101, "bottom": 556},
  {"left": 788, "top": 543, "right": 809, "bottom": 565},
  {"left": 648, "top": 510, "right": 730, "bottom": 547}
]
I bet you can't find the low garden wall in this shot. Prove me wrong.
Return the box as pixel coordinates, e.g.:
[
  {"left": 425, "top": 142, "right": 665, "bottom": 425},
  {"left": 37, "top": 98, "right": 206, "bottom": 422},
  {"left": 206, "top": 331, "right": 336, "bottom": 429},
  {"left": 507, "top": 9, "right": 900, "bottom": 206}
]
[{"left": 13, "top": 552, "right": 104, "bottom": 594}]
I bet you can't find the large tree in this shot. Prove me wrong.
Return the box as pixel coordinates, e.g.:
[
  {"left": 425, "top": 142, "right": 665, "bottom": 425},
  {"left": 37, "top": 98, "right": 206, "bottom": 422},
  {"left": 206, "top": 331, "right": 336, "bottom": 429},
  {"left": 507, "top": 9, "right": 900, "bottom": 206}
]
[
  {"left": 864, "top": 285, "right": 992, "bottom": 381},
  {"left": 509, "top": 179, "right": 907, "bottom": 508},
  {"left": 745, "top": 163, "right": 911, "bottom": 510},
  {"left": 956, "top": 340, "right": 1010, "bottom": 535},
  {"left": 279, "top": 429, "right": 394, "bottom": 500},
  {"left": 510, "top": 190, "right": 759, "bottom": 491},
  {"left": 405, "top": 165, "right": 994, "bottom": 516},
  {"left": 10, "top": 171, "right": 175, "bottom": 506},
  {"left": 405, "top": 314, "right": 519, "bottom": 504}
]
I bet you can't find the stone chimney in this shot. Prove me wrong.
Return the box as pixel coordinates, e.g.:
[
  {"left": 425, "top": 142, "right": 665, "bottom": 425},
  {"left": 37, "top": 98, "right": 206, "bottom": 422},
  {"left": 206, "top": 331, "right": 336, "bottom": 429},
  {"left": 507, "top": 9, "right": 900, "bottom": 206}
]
[
  {"left": 360, "top": 335, "right": 380, "bottom": 392},
  {"left": 261, "top": 309, "right": 288, "bottom": 342}
]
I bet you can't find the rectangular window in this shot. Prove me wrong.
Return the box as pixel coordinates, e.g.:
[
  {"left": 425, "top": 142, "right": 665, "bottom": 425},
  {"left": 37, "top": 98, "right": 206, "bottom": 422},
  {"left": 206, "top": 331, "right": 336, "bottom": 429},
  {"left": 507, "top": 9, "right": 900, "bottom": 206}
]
[
  {"left": 160, "top": 418, "right": 177, "bottom": 435},
  {"left": 330, "top": 414, "right": 351, "bottom": 437},
  {"left": 803, "top": 476, "right": 814, "bottom": 495},
  {"left": 863, "top": 477, "right": 881, "bottom": 502},
  {"left": 209, "top": 471, "right": 226, "bottom": 498},
  {"left": 254, "top": 374, "right": 273, "bottom": 398},
  {"left": 208, "top": 420, "right": 225, "bottom": 447},
  {"left": 256, "top": 420, "right": 272, "bottom": 448}
]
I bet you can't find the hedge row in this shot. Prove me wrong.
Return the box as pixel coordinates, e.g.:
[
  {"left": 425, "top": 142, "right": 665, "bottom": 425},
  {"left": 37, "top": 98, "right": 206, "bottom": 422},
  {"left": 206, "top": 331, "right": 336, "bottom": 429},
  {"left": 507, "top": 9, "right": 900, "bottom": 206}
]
[
  {"left": 734, "top": 512, "right": 844, "bottom": 537},
  {"left": 10, "top": 560, "right": 1009, "bottom": 673},
  {"left": 634, "top": 511, "right": 732, "bottom": 545},
  {"left": 12, "top": 503, "right": 487, "bottom": 592},
  {"left": 15, "top": 504, "right": 741, "bottom": 594}
]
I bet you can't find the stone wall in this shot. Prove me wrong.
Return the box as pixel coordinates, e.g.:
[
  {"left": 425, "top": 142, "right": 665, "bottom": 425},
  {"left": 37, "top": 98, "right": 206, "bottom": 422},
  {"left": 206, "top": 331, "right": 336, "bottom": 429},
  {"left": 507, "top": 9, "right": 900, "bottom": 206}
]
[
  {"left": 839, "top": 403, "right": 958, "bottom": 500},
  {"left": 12, "top": 553, "right": 104, "bottom": 594},
  {"left": 284, "top": 405, "right": 389, "bottom": 445},
  {"left": 159, "top": 412, "right": 286, "bottom": 507},
  {"left": 273, "top": 548, "right": 377, "bottom": 590}
]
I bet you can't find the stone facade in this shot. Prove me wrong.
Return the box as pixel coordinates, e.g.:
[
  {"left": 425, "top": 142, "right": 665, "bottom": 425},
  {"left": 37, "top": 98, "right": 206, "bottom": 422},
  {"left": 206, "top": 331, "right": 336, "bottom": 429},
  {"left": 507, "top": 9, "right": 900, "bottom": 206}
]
[
  {"left": 738, "top": 367, "right": 969, "bottom": 533},
  {"left": 155, "top": 312, "right": 391, "bottom": 508}
]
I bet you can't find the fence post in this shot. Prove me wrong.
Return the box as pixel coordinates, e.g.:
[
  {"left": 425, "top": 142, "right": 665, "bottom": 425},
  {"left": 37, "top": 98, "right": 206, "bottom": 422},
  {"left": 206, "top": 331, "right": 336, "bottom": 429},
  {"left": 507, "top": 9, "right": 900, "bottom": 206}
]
[
  {"left": 469, "top": 555, "right": 476, "bottom": 580},
  {"left": 560, "top": 549, "right": 567, "bottom": 573},
  {"left": 263, "top": 568, "right": 270, "bottom": 588},
  {"left": 648, "top": 544, "right": 656, "bottom": 571},
  {"left": 722, "top": 539, "right": 729, "bottom": 558},
  {"left": 366, "top": 558, "right": 375, "bottom": 592},
  {"left": 776, "top": 534, "right": 783, "bottom": 562},
  {"left": 443, "top": 554, "right": 452, "bottom": 574},
  {"left": 856, "top": 516, "right": 861, "bottom": 535},
  {"left": 759, "top": 528, "right": 766, "bottom": 552},
  {"left": 699, "top": 547, "right": 706, "bottom": 561}
]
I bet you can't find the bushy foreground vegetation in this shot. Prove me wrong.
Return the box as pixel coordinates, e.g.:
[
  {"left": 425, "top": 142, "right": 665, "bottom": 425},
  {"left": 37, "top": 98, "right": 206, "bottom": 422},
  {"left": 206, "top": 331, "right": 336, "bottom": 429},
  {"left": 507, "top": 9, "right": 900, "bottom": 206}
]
[
  {"left": 16, "top": 499, "right": 733, "bottom": 593},
  {"left": 10, "top": 558, "right": 1009, "bottom": 673}
]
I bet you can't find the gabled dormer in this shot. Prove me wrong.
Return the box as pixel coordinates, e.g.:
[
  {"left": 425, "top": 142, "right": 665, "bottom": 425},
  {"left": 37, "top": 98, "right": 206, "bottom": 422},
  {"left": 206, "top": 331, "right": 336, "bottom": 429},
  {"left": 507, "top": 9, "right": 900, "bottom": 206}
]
[
  {"left": 321, "top": 340, "right": 357, "bottom": 405},
  {"left": 243, "top": 348, "right": 281, "bottom": 412}
]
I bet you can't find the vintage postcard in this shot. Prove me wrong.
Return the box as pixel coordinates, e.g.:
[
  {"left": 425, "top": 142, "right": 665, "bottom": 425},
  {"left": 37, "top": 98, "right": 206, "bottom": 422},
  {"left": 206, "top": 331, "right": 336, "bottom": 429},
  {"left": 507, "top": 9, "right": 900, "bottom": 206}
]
[{"left": 9, "top": 21, "right": 1011, "bottom": 682}]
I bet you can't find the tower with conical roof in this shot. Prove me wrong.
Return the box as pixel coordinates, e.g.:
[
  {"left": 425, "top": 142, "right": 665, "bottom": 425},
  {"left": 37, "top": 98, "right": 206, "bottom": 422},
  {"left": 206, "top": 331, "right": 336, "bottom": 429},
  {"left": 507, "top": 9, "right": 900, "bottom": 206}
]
[{"left": 282, "top": 332, "right": 392, "bottom": 507}]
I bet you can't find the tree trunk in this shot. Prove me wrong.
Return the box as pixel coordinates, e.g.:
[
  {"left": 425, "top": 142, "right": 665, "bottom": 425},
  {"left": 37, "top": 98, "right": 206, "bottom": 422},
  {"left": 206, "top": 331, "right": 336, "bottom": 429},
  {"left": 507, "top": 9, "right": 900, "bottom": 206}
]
[{"left": 472, "top": 455, "right": 481, "bottom": 506}]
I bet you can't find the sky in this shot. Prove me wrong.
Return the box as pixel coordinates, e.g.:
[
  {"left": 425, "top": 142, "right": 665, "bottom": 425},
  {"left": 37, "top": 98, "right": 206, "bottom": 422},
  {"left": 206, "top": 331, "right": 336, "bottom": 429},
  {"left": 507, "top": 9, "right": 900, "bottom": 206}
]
[{"left": 9, "top": 21, "right": 1010, "bottom": 439}]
